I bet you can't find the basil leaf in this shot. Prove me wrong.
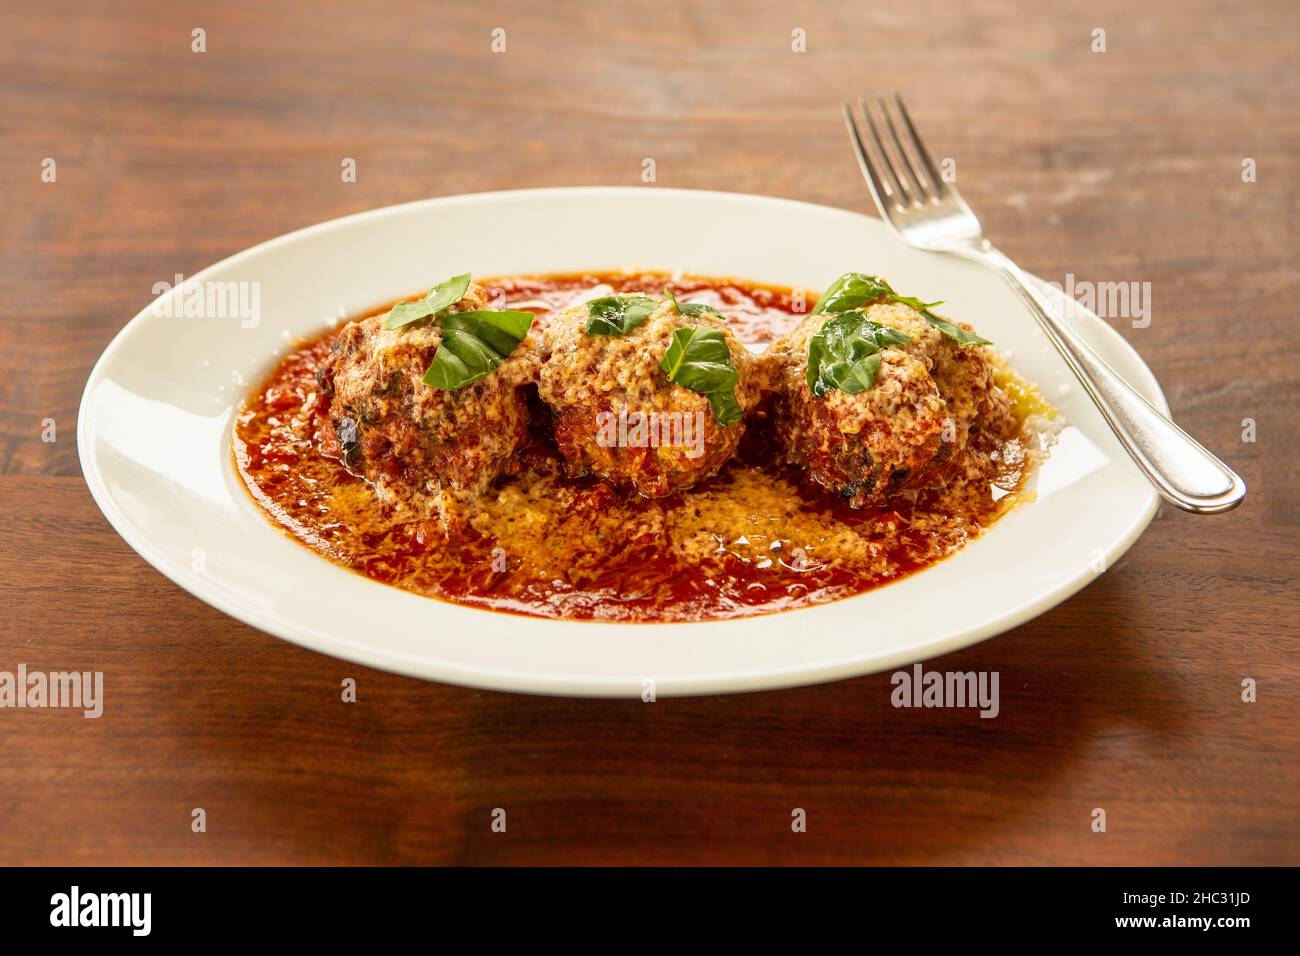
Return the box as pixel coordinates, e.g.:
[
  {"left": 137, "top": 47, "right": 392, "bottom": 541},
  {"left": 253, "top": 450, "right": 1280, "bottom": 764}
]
[
  {"left": 659, "top": 327, "right": 743, "bottom": 425},
  {"left": 707, "top": 389, "right": 745, "bottom": 427},
  {"left": 422, "top": 309, "right": 534, "bottom": 390},
  {"left": 811, "top": 273, "right": 899, "bottom": 315},
  {"left": 892, "top": 293, "right": 943, "bottom": 313},
  {"left": 384, "top": 273, "right": 472, "bottom": 331},
  {"left": 661, "top": 327, "right": 738, "bottom": 392},
  {"left": 921, "top": 313, "right": 992, "bottom": 347},
  {"left": 383, "top": 299, "right": 438, "bottom": 329},
  {"left": 665, "top": 287, "right": 724, "bottom": 319},
  {"left": 812, "top": 271, "right": 989, "bottom": 346},
  {"left": 585, "top": 294, "right": 658, "bottom": 336},
  {"left": 806, "top": 311, "right": 912, "bottom": 397}
]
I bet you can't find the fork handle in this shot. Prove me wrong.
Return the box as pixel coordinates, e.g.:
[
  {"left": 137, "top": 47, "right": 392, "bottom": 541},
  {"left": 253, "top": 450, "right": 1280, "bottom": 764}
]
[{"left": 960, "top": 244, "right": 1246, "bottom": 514}]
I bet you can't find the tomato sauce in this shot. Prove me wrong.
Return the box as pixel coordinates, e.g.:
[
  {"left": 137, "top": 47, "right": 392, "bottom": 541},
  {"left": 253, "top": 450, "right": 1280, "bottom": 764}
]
[{"left": 233, "top": 272, "right": 1043, "bottom": 622}]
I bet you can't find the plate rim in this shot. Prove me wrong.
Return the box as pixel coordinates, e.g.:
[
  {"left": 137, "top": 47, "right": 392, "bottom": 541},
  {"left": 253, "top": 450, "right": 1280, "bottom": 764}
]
[{"left": 77, "top": 186, "right": 1165, "bottom": 696}]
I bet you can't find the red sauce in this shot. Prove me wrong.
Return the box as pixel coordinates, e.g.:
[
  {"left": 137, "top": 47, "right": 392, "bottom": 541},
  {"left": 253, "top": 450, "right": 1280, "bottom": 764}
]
[{"left": 233, "top": 272, "right": 1037, "bottom": 622}]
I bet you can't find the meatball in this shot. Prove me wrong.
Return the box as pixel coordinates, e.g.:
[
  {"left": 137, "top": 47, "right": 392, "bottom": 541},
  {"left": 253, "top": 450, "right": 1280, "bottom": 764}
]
[
  {"left": 766, "top": 300, "right": 1008, "bottom": 508},
  {"left": 538, "top": 297, "right": 758, "bottom": 497},
  {"left": 320, "top": 283, "right": 539, "bottom": 501}
]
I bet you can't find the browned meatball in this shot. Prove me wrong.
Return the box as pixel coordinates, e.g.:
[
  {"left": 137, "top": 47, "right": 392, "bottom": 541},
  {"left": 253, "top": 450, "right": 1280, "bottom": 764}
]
[
  {"left": 766, "top": 301, "right": 1010, "bottom": 508},
  {"left": 538, "top": 297, "right": 758, "bottom": 497},
  {"left": 320, "top": 283, "right": 539, "bottom": 501}
]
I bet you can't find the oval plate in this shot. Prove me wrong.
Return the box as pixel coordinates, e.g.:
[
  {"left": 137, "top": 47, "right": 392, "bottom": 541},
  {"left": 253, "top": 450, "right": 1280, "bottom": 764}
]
[{"left": 79, "top": 187, "right": 1164, "bottom": 697}]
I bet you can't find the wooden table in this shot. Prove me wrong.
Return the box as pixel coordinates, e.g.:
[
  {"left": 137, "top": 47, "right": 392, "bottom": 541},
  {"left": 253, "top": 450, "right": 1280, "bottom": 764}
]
[{"left": 2, "top": 0, "right": 1296, "bottom": 866}]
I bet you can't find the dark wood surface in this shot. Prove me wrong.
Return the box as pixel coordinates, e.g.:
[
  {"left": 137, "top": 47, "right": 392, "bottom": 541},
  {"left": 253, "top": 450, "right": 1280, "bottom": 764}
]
[{"left": 1, "top": 1, "right": 1296, "bottom": 865}]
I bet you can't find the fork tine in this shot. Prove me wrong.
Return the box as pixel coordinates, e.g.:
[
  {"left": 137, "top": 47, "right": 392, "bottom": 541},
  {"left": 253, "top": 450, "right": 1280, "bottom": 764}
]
[
  {"left": 857, "top": 98, "right": 914, "bottom": 207},
  {"left": 892, "top": 94, "right": 948, "bottom": 197},
  {"left": 877, "top": 95, "right": 930, "bottom": 200},
  {"left": 841, "top": 103, "right": 897, "bottom": 215}
]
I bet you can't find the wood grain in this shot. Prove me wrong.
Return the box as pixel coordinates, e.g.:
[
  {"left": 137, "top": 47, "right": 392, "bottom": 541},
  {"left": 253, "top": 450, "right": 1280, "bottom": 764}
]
[{"left": 0, "top": 0, "right": 1297, "bottom": 865}]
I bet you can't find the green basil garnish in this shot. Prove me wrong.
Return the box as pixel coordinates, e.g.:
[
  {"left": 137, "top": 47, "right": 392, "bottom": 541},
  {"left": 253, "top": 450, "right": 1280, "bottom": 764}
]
[
  {"left": 422, "top": 309, "right": 534, "bottom": 390},
  {"left": 659, "top": 327, "right": 743, "bottom": 425},
  {"left": 812, "top": 273, "right": 913, "bottom": 315},
  {"left": 665, "top": 287, "right": 724, "bottom": 320},
  {"left": 812, "top": 272, "right": 990, "bottom": 346},
  {"left": 916, "top": 312, "right": 991, "bottom": 347},
  {"left": 383, "top": 273, "right": 472, "bottom": 331},
  {"left": 806, "top": 311, "right": 912, "bottom": 397},
  {"left": 704, "top": 388, "right": 744, "bottom": 426},
  {"left": 585, "top": 294, "right": 658, "bottom": 336}
]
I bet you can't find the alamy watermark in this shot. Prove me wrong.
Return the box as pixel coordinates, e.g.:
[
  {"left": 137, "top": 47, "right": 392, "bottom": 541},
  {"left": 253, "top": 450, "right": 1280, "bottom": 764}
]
[
  {"left": 50, "top": 886, "right": 150, "bottom": 936},
  {"left": 1047, "top": 273, "right": 1151, "bottom": 329},
  {"left": 891, "top": 663, "right": 999, "bottom": 718},
  {"left": 0, "top": 664, "right": 103, "bottom": 718},
  {"left": 151, "top": 273, "right": 261, "bottom": 328},
  {"left": 596, "top": 405, "right": 707, "bottom": 459}
]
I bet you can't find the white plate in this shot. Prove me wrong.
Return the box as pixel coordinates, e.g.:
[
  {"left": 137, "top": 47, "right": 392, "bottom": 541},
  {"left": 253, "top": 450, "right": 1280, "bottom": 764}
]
[{"left": 78, "top": 187, "right": 1164, "bottom": 697}]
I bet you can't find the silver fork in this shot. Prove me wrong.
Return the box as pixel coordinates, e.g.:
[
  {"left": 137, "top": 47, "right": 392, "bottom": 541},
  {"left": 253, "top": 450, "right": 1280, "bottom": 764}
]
[{"left": 843, "top": 95, "right": 1245, "bottom": 514}]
